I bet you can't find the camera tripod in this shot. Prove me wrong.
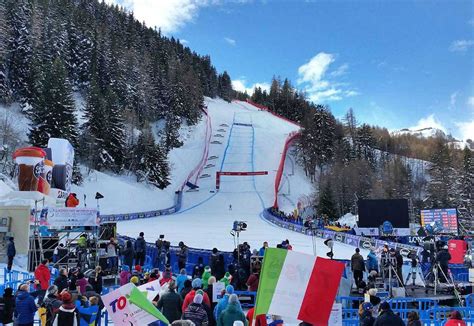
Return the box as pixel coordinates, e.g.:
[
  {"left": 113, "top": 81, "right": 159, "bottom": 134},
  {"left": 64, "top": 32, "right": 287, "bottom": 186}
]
[
  {"left": 424, "top": 262, "right": 462, "bottom": 304},
  {"left": 405, "top": 264, "right": 426, "bottom": 289},
  {"left": 381, "top": 257, "right": 407, "bottom": 298}
]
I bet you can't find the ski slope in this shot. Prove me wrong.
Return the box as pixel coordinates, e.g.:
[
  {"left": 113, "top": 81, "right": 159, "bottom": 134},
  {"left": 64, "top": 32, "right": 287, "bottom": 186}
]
[{"left": 117, "top": 99, "right": 367, "bottom": 259}]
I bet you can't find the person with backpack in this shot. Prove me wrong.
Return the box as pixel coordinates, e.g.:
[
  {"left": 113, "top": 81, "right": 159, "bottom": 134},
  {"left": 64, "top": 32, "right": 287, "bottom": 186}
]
[
  {"left": 41, "top": 286, "right": 62, "bottom": 326},
  {"left": 7, "top": 237, "right": 15, "bottom": 272},
  {"left": 0, "top": 287, "right": 15, "bottom": 325},
  {"left": 53, "top": 291, "right": 79, "bottom": 326},
  {"left": 75, "top": 295, "right": 99, "bottom": 326}
]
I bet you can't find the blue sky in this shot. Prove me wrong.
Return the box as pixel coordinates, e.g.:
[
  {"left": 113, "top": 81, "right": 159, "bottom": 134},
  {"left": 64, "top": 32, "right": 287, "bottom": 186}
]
[{"left": 107, "top": 0, "right": 474, "bottom": 141}]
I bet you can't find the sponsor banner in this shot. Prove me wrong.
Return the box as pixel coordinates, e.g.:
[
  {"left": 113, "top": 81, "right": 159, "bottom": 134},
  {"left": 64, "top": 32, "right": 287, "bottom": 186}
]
[
  {"left": 334, "top": 233, "right": 346, "bottom": 243},
  {"left": 358, "top": 227, "right": 411, "bottom": 236},
  {"left": 48, "top": 207, "right": 99, "bottom": 227},
  {"left": 323, "top": 230, "right": 336, "bottom": 239},
  {"left": 359, "top": 237, "right": 375, "bottom": 250},
  {"left": 102, "top": 283, "right": 166, "bottom": 325},
  {"left": 345, "top": 234, "right": 360, "bottom": 247}
]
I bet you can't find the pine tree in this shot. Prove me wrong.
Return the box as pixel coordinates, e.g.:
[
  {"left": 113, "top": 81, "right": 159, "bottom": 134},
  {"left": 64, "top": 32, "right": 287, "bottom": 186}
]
[
  {"left": 427, "top": 137, "right": 456, "bottom": 208},
  {"left": 28, "top": 58, "right": 79, "bottom": 147},
  {"left": 163, "top": 112, "right": 183, "bottom": 151},
  {"left": 459, "top": 146, "right": 473, "bottom": 212},
  {"left": 136, "top": 128, "right": 170, "bottom": 189},
  {"left": 217, "top": 71, "right": 233, "bottom": 102},
  {"left": 318, "top": 182, "right": 337, "bottom": 220}
]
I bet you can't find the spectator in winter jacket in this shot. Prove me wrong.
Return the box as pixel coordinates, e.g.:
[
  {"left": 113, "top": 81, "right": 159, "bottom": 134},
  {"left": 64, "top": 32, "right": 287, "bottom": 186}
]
[
  {"left": 160, "top": 267, "right": 173, "bottom": 286},
  {"left": 178, "top": 241, "right": 189, "bottom": 271},
  {"left": 156, "top": 281, "right": 182, "bottom": 323},
  {"left": 7, "top": 237, "right": 15, "bottom": 271},
  {"left": 206, "top": 276, "right": 217, "bottom": 310},
  {"left": 134, "top": 232, "right": 147, "bottom": 266},
  {"left": 437, "top": 246, "right": 452, "bottom": 283},
  {"left": 246, "top": 307, "right": 267, "bottom": 326},
  {"left": 75, "top": 295, "right": 99, "bottom": 326},
  {"left": 258, "top": 242, "right": 268, "bottom": 257},
  {"left": 202, "top": 266, "right": 212, "bottom": 290},
  {"left": 367, "top": 288, "right": 381, "bottom": 307},
  {"left": 373, "top": 302, "right": 404, "bottom": 326},
  {"left": 445, "top": 311, "right": 466, "bottom": 326},
  {"left": 367, "top": 249, "right": 379, "bottom": 273},
  {"left": 407, "top": 311, "right": 421, "bottom": 326},
  {"left": 42, "top": 285, "right": 63, "bottom": 326},
  {"left": 181, "top": 279, "right": 193, "bottom": 300},
  {"left": 14, "top": 284, "right": 38, "bottom": 326},
  {"left": 217, "top": 294, "right": 247, "bottom": 326},
  {"left": 246, "top": 269, "right": 259, "bottom": 292},
  {"left": 210, "top": 249, "right": 219, "bottom": 272},
  {"left": 122, "top": 240, "right": 135, "bottom": 272},
  {"left": 88, "top": 266, "right": 104, "bottom": 295},
  {"left": 359, "top": 302, "right": 375, "bottom": 326},
  {"left": 54, "top": 269, "right": 69, "bottom": 293},
  {"left": 214, "top": 285, "right": 242, "bottom": 320},
  {"left": 53, "top": 291, "right": 79, "bottom": 326},
  {"left": 75, "top": 273, "right": 89, "bottom": 295},
  {"left": 119, "top": 266, "right": 131, "bottom": 286},
  {"left": 193, "top": 257, "right": 205, "bottom": 279},
  {"left": 65, "top": 193, "right": 79, "bottom": 207},
  {"left": 220, "top": 272, "right": 232, "bottom": 287},
  {"left": 0, "top": 287, "right": 15, "bottom": 325},
  {"left": 214, "top": 254, "right": 226, "bottom": 281},
  {"left": 106, "top": 237, "right": 118, "bottom": 272},
  {"left": 177, "top": 269, "right": 190, "bottom": 293},
  {"left": 35, "top": 259, "right": 51, "bottom": 304},
  {"left": 350, "top": 248, "right": 365, "bottom": 288},
  {"left": 182, "top": 279, "right": 211, "bottom": 312},
  {"left": 183, "top": 293, "right": 208, "bottom": 326}
]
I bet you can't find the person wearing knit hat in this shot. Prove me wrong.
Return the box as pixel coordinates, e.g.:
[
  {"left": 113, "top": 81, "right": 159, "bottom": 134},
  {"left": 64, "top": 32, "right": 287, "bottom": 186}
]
[
  {"left": 176, "top": 268, "right": 189, "bottom": 294},
  {"left": 183, "top": 293, "right": 208, "bottom": 326},
  {"left": 201, "top": 266, "right": 212, "bottom": 290},
  {"left": 359, "top": 302, "right": 375, "bottom": 326},
  {"left": 219, "top": 272, "right": 232, "bottom": 287},
  {"left": 156, "top": 280, "right": 183, "bottom": 323},
  {"left": 182, "top": 279, "right": 211, "bottom": 312},
  {"left": 55, "top": 291, "right": 79, "bottom": 326},
  {"left": 217, "top": 294, "right": 246, "bottom": 326},
  {"left": 214, "top": 285, "right": 242, "bottom": 320},
  {"left": 374, "top": 301, "right": 404, "bottom": 326},
  {"left": 206, "top": 276, "right": 217, "bottom": 311},
  {"left": 130, "top": 276, "right": 140, "bottom": 285}
]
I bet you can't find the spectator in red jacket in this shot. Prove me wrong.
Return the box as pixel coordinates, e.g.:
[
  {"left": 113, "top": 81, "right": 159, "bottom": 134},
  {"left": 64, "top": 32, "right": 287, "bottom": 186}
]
[
  {"left": 246, "top": 269, "right": 260, "bottom": 292},
  {"left": 182, "top": 278, "right": 211, "bottom": 312},
  {"left": 34, "top": 259, "right": 51, "bottom": 304},
  {"left": 445, "top": 311, "right": 467, "bottom": 326},
  {"left": 65, "top": 193, "right": 79, "bottom": 207},
  {"left": 246, "top": 307, "right": 267, "bottom": 326}
]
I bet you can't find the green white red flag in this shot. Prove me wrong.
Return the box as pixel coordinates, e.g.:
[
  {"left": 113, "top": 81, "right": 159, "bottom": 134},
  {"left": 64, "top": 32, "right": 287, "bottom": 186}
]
[{"left": 254, "top": 248, "right": 344, "bottom": 325}]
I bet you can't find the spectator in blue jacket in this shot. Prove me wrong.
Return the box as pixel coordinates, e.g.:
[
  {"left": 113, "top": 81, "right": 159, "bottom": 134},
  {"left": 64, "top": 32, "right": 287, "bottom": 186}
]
[
  {"left": 14, "top": 284, "right": 37, "bottom": 326},
  {"left": 258, "top": 242, "right": 268, "bottom": 257},
  {"left": 367, "top": 249, "right": 379, "bottom": 273},
  {"left": 176, "top": 268, "right": 189, "bottom": 293},
  {"left": 75, "top": 295, "right": 99, "bottom": 326}
]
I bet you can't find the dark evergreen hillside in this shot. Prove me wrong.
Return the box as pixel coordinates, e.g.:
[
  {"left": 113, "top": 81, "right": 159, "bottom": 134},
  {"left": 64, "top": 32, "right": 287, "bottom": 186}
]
[{"left": 0, "top": 0, "right": 235, "bottom": 188}]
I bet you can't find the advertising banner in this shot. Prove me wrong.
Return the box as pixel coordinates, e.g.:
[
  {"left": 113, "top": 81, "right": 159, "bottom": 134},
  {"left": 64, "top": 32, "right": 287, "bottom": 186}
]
[
  {"left": 138, "top": 279, "right": 161, "bottom": 301},
  {"left": 102, "top": 283, "right": 168, "bottom": 325},
  {"left": 47, "top": 207, "right": 99, "bottom": 227},
  {"left": 345, "top": 234, "right": 360, "bottom": 247}
]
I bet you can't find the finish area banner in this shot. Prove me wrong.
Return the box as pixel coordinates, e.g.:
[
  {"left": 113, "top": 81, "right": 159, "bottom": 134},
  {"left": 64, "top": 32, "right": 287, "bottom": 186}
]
[{"left": 46, "top": 207, "right": 99, "bottom": 227}]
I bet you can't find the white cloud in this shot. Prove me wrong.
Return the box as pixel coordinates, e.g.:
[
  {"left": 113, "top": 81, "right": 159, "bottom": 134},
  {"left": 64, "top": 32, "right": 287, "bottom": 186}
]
[
  {"left": 330, "top": 63, "right": 349, "bottom": 77},
  {"left": 468, "top": 97, "right": 474, "bottom": 108},
  {"left": 409, "top": 114, "right": 447, "bottom": 134},
  {"left": 450, "top": 91, "right": 459, "bottom": 109},
  {"left": 180, "top": 39, "right": 189, "bottom": 45},
  {"left": 449, "top": 40, "right": 474, "bottom": 52},
  {"left": 297, "top": 52, "right": 358, "bottom": 102},
  {"left": 104, "top": 0, "right": 250, "bottom": 34},
  {"left": 224, "top": 37, "right": 236, "bottom": 46},
  {"left": 455, "top": 120, "right": 474, "bottom": 141},
  {"left": 232, "top": 79, "right": 270, "bottom": 94}
]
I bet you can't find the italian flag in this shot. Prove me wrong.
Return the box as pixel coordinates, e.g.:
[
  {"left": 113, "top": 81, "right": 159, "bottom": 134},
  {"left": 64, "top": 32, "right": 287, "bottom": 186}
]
[{"left": 254, "top": 248, "right": 344, "bottom": 326}]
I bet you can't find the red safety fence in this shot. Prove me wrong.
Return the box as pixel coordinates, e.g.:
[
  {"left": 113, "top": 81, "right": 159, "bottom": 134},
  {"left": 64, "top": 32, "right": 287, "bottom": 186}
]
[
  {"left": 180, "top": 106, "right": 212, "bottom": 191},
  {"left": 273, "top": 131, "right": 301, "bottom": 208}
]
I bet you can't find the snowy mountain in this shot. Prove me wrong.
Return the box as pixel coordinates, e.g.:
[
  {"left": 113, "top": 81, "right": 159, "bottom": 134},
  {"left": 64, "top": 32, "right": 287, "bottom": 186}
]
[{"left": 392, "top": 126, "right": 445, "bottom": 138}]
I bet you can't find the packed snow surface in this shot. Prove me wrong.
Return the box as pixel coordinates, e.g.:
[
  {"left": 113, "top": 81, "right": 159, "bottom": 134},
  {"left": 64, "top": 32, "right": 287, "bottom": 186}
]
[{"left": 117, "top": 99, "right": 367, "bottom": 259}]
